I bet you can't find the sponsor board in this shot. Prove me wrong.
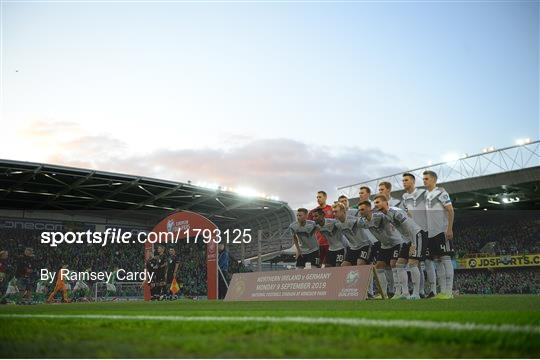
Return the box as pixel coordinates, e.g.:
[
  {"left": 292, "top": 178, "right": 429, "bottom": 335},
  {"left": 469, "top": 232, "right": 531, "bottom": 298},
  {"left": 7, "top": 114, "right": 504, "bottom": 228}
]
[
  {"left": 458, "top": 254, "right": 540, "bottom": 269},
  {"left": 225, "top": 266, "right": 372, "bottom": 301}
]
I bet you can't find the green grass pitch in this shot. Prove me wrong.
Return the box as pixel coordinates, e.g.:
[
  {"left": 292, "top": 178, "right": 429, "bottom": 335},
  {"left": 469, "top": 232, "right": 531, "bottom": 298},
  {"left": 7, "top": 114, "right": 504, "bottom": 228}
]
[{"left": 0, "top": 295, "right": 539, "bottom": 358}]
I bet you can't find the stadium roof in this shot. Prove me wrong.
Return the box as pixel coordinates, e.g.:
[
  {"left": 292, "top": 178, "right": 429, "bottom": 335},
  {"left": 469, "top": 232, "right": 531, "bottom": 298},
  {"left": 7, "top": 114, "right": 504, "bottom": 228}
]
[
  {"left": 340, "top": 141, "right": 540, "bottom": 210},
  {"left": 394, "top": 167, "right": 540, "bottom": 209},
  {"left": 0, "top": 159, "right": 294, "bottom": 238}
]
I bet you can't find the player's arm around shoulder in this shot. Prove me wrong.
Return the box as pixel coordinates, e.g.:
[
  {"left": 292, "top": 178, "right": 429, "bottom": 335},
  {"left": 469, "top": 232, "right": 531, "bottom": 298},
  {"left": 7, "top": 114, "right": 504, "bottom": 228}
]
[{"left": 355, "top": 215, "right": 369, "bottom": 229}]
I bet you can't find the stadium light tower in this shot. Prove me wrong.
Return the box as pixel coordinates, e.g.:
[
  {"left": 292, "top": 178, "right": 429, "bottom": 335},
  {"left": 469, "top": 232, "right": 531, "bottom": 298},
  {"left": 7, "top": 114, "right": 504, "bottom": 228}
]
[
  {"left": 337, "top": 140, "right": 540, "bottom": 198},
  {"left": 236, "top": 186, "right": 260, "bottom": 198},
  {"left": 443, "top": 153, "right": 461, "bottom": 163},
  {"left": 516, "top": 138, "right": 531, "bottom": 146}
]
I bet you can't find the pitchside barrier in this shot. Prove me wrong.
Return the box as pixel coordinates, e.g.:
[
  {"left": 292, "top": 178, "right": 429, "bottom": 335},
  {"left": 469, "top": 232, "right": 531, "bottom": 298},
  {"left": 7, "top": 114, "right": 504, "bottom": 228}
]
[
  {"left": 457, "top": 254, "right": 540, "bottom": 269},
  {"left": 225, "top": 265, "right": 374, "bottom": 301}
]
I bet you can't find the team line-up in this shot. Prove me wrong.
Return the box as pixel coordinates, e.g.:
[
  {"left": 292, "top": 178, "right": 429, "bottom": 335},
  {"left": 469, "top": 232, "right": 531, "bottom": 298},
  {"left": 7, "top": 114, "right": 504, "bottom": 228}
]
[{"left": 289, "top": 170, "right": 454, "bottom": 300}]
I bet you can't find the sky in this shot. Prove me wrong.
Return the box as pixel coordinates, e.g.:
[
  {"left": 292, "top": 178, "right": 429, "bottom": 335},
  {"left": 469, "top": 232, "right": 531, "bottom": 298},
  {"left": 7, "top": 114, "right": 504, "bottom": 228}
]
[{"left": 0, "top": 0, "right": 538, "bottom": 208}]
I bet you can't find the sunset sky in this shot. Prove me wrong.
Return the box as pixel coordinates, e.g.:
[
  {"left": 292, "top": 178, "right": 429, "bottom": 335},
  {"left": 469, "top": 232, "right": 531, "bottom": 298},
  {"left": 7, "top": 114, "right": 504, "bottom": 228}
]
[{"left": 1, "top": 1, "right": 538, "bottom": 208}]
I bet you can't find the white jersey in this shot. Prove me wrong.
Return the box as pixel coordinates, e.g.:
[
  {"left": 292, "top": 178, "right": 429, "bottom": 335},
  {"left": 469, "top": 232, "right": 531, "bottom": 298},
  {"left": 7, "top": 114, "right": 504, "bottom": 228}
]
[
  {"left": 335, "top": 216, "right": 374, "bottom": 250},
  {"left": 289, "top": 220, "right": 319, "bottom": 254},
  {"left": 341, "top": 212, "right": 358, "bottom": 248},
  {"left": 347, "top": 208, "right": 359, "bottom": 217},
  {"left": 362, "top": 227, "right": 378, "bottom": 246},
  {"left": 401, "top": 188, "right": 428, "bottom": 231},
  {"left": 357, "top": 212, "right": 404, "bottom": 249},
  {"left": 384, "top": 207, "right": 422, "bottom": 244},
  {"left": 426, "top": 187, "right": 452, "bottom": 237},
  {"left": 389, "top": 197, "right": 402, "bottom": 208},
  {"left": 315, "top": 219, "right": 344, "bottom": 252}
]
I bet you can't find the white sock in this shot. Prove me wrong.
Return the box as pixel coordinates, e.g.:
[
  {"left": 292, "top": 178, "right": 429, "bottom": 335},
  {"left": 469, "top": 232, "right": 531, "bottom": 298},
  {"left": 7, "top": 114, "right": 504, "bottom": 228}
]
[
  {"left": 409, "top": 265, "right": 421, "bottom": 297},
  {"left": 442, "top": 256, "right": 454, "bottom": 295},
  {"left": 397, "top": 264, "right": 408, "bottom": 296},
  {"left": 425, "top": 259, "right": 437, "bottom": 294},
  {"left": 392, "top": 268, "right": 401, "bottom": 296},
  {"left": 434, "top": 259, "right": 446, "bottom": 294},
  {"left": 368, "top": 278, "right": 374, "bottom": 296},
  {"left": 376, "top": 269, "right": 388, "bottom": 297},
  {"left": 386, "top": 268, "right": 394, "bottom": 294},
  {"left": 419, "top": 262, "right": 425, "bottom": 295}
]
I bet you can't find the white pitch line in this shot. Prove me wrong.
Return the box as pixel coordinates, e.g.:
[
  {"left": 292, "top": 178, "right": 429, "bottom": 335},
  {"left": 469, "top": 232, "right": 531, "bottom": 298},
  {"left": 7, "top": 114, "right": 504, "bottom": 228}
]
[{"left": 1, "top": 313, "right": 539, "bottom": 335}]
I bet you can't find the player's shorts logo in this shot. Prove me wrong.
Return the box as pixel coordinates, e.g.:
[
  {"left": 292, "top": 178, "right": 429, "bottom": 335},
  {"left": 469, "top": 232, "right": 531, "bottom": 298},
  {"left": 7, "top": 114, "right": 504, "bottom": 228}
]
[
  {"left": 345, "top": 270, "right": 360, "bottom": 285},
  {"left": 468, "top": 258, "right": 477, "bottom": 268},
  {"left": 166, "top": 219, "right": 175, "bottom": 232}
]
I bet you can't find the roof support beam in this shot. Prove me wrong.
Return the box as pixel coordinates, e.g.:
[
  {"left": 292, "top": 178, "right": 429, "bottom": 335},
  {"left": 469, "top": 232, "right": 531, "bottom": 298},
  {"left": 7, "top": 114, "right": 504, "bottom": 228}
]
[
  {"left": 84, "top": 178, "right": 140, "bottom": 209},
  {"left": 0, "top": 165, "right": 43, "bottom": 200},
  {"left": 37, "top": 171, "right": 96, "bottom": 209},
  {"left": 131, "top": 184, "right": 183, "bottom": 210}
]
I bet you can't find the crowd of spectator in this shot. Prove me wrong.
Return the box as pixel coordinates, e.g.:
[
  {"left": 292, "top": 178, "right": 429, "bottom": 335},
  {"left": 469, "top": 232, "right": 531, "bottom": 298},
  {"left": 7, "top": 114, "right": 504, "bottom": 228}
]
[
  {"left": 1, "top": 210, "right": 539, "bottom": 301},
  {"left": 0, "top": 224, "right": 251, "bottom": 302},
  {"left": 175, "top": 241, "right": 207, "bottom": 296},
  {"left": 0, "top": 227, "right": 145, "bottom": 276},
  {"left": 453, "top": 211, "right": 540, "bottom": 257},
  {"left": 454, "top": 269, "right": 540, "bottom": 294}
]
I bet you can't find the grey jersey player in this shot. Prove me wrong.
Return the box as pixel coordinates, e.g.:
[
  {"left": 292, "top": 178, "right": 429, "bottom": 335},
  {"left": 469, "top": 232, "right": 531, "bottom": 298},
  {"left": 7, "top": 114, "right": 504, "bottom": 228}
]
[
  {"left": 289, "top": 213, "right": 319, "bottom": 255},
  {"left": 339, "top": 193, "right": 378, "bottom": 245},
  {"left": 334, "top": 215, "right": 374, "bottom": 250},
  {"left": 314, "top": 218, "right": 344, "bottom": 252},
  {"left": 382, "top": 207, "right": 422, "bottom": 244},
  {"left": 356, "top": 208, "right": 404, "bottom": 249},
  {"left": 372, "top": 195, "right": 424, "bottom": 299}
]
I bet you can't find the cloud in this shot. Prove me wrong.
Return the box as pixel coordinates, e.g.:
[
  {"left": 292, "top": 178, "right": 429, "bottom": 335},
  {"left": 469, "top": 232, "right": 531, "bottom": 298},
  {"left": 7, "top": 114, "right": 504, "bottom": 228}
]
[
  {"left": 18, "top": 120, "right": 82, "bottom": 139},
  {"left": 17, "top": 121, "right": 404, "bottom": 208}
]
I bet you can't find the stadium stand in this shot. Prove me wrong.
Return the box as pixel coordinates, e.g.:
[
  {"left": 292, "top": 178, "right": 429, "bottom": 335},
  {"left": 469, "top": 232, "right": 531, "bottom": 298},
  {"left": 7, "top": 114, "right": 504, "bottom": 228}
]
[
  {"left": 453, "top": 211, "right": 540, "bottom": 257},
  {"left": 0, "top": 158, "right": 294, "bottom": 300},
  {"left": 454, "top": 269, "right": 540, "bottom": 294},
  {"left": 1, "top": 208, "right": 539, "bottom": 299},
  {"left": 0, "top": 221, "right": 255, "bottom": 299}
]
